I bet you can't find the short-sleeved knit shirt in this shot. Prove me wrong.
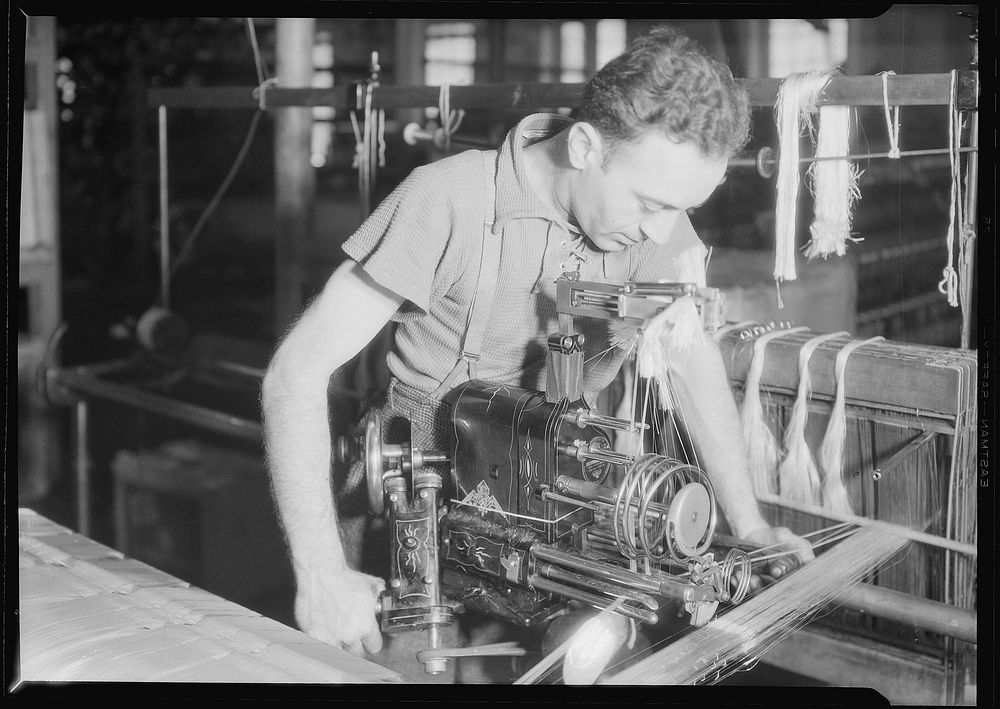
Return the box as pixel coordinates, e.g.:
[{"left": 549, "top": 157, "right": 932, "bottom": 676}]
[{"left": 342, "top": 113, "right": 707, "bottom": 397}]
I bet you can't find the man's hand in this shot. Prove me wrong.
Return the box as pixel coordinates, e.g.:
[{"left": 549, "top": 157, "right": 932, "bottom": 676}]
[
  {"left": 295, "top": 566, "right": 386, "bottom": 656},
  {"left": 743, "top": 525, "right": 815, "bottom": 579}
]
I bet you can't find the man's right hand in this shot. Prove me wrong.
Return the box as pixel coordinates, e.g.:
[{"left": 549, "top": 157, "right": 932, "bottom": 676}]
[{"left": 294, "top": 566, "right": 386, "bottom": 656}]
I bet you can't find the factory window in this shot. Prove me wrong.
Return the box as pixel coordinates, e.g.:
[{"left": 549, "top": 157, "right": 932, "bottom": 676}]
[
  {"left": 425, "top": 22, "right": 477, "bottom": 86},
  {"left": 560, "top": 21, "right": 586, "bottom": 82},
  {"left": 595, "top": 19, "right": 626, "bottom": 70},
  {"left": 311, "top": 30, "right": 335, "bottom": 169},
  {"left": 769, "top": 18, "right": 849, "bottom": 76}
]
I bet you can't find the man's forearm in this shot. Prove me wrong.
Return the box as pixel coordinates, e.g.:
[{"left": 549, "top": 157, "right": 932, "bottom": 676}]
[
  {"left": 667, "top": 340, "right": 769, "bottom": 539},
  {"left": 262, "top": 374, "right": 346, "bottom": 575},
  {"left": 261, "top": 260, "right": 404, "bottom": 580}
]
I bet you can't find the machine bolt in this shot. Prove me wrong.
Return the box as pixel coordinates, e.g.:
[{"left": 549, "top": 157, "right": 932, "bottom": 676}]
[
  {"left": 390, "top": 578, "right": 401, "bottom": 588},
  {"left": 419, "top": 490, "right": 429, "bottom": 499},
  {"left": 389, "top": 493, "right": 398, "bottom": 502},
  {"left": 423, "top": 575, "right": 434, "bottom": 585},
  {"left": 403, "top": 536, "right": 419, "bottom": 550},
  {"left": 872, "top": 470, "right": 883, "bottom": 481}
]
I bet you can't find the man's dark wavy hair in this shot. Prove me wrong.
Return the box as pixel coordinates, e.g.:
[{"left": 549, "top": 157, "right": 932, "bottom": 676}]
[{"left": 580, "top": 25, "right": 751, "bottom": 162}]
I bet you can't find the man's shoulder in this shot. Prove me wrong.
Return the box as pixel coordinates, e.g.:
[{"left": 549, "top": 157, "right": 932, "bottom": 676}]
[{"left": 412, "top": 149, "right": 496, "bottom": 185}]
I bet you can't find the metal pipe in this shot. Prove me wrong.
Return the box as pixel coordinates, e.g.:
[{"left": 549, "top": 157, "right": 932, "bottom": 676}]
[
  {"left": 531, "top": 544, "right": 683, "bottom": 597},
  {"left": 534, "top": 562, "right": 659, "bottom": 610},
  {"left": 834, "top": 583, "right": 976, "bottom": 644},
  {"left": 56, "top": 367, "right": 263, "bottom": 442},
  {"left": 157, "top": 105, "right": 170, "bottom": 309},
  {"left": 961, "top": 109, "right": 978, "bottom": 349},
  {"left": 730, "top": 145, "right": 978, "bottom": 170},
  {"left": 74, "top": 400, "right": 90, "bottom": 536}
]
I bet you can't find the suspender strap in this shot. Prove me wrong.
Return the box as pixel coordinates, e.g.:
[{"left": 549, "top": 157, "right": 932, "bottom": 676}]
[{"left": 430, "top": 151, "right": 500, "bottom": 399}]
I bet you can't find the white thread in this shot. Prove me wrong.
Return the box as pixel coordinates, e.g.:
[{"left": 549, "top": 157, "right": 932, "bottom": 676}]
[
  {"left": 438, "top": 83, "right": 466, "bottom": 153},
  {"left": 773, "top": 71, "right": 833, "bottom": 284},
  {"left": 817, "top": 336, "right": 885, "bottom": 515},
  {"left": 253, "top": 77, "right": 279, "bottom": 111},
  {"left": 636, "top": 297, "right": 708, "bottom": 410},
  {"left": 938, "top": 70, "right": 961, "bottom": 307},
  {"left": 804, "top": 103, "right": 861, "bottom": 260},
  {"left": 777, "top": 331, "right": 848, "bottom": 505},
  {"left": 740, "top": 326, "right": 808, "bottom": 495},
  {"left": 879, "top": 71, "right": 901, "bottom": 159}
]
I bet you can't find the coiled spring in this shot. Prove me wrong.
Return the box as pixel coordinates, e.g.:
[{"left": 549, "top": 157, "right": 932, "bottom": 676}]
[
  {"left": 611, "top": 453, "right": 718, "bottom": 564},
  {"left": 718, "top": 547, "right": 753, "bottom": 604}
]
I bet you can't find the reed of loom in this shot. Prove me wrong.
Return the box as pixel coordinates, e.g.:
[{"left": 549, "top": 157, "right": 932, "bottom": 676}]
[{"left": 717, "top": 327, "right": 976, "bottom": 703}]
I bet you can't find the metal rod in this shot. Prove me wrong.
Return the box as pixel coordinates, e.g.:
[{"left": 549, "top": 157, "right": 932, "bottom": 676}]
[
  {"left": 961, "top": 110, "right": 978, "bottom": 349},
  {"left": 527, "top": 575, "right": 657, "bottom": 624},
  {"left": 535, "top": 562, "right": 660, "bottom": 610},
  {"left": 531, "top": 544, "right": 670, "bottom": 596},
  {"left": 146, "top": 72, "right": 980, "bottom": 111},
  {"left": 75, "top": 400, "right": 90, "bottom": 537},
  {"left": 730, "top": 145, "right": 978, "bottom": 170},
  {"left": 56, "top": 367, "right": 263, "bottom": 442},
  {"left": 157, "top": 105, "right": 170, "bottom": 309},
  {"left": 713, "top": 531, "right": 976, "bottom": 642},
  {"left": 834, "top": 583, "right": 976, "bottom": 644},
  {"left": 872, "top": 430, "right": 937, "bottom": 479},
  {"left": 755, "top": 492, "right": 977, "bottom": 557}
]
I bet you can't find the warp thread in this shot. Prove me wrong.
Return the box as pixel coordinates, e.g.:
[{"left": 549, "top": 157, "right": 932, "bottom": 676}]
[
  {"left": 777, "top": 331, "right": 849, "bottom": 505},
  {"left": 739, "top": 326, "right": 808, "bottom": 495},
  {"left": 603, "top": 525, "right": 910, "bottom": 685},
  {"left": 804, "top": 104, "right": 861, "bottom": 260},
  {"left": 773, "top": 71, "right": 834, "bottom": 287},
  {"left": 817, "top": 336, "right": 885, "bottom": 515}
]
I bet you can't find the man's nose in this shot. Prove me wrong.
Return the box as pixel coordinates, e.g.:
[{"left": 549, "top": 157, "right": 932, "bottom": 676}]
[{"left": 639, "top": 209, "right": 680, "bottom": 245}]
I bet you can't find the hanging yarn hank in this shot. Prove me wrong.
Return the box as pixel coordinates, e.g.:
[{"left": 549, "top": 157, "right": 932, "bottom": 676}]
[
  {"left": 817, "top": 336, "right": 886, "bottom": 516},
  {"left": 773, "top": 71, "right": 834, "bottom": 289},
  {"left": 803, "top": 104, "right": 861, "bottom": 260},
  {"left": 938, "top": 70, "right": 963, "bottom": 307},
  {"left": 739, "top": 326, "right": 809, "bottom": 496},
  {"left": 776, "top": 331, "right": 849, "bottom": 506}
]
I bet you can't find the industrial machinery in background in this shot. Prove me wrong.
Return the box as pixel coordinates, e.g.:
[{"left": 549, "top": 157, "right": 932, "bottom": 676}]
[{"left": 336, "top": 276, "right": 755, "bottom": 676}]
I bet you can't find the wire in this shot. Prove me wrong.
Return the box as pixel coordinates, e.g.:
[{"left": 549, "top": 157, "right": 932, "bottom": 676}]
[
  {"left": 245, "top": 18, "right": 268, "bottom": 85},
  {"left": 166, "top": 18, "right": 269, "bottom": 282},
  {"left": 168, "top": 110, "right": 263, "bottom": 279}
]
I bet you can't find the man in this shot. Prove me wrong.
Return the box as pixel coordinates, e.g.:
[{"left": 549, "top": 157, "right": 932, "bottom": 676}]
[{"left": 261, "top": 25, "right": 814, "bottom": 680}]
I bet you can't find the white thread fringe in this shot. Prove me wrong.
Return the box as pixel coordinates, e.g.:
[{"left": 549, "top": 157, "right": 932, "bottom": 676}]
[
  {"left": 818, "top": 336, "right": 885, "bottom": 515},
  {"left": 774, "top": 71, "right": 833, "bottom": 284},
  {"left": 804, "top": 105, "right": 861, "bottom": 260},
  {"left": 636, "top": 296, "right": 707, "bottom": 410},
  {"left": 740, "top": 327, "right": 808, "bottom": 495},
  {"left": 777, "top": 331, "right": 848, "bottom": 505}
]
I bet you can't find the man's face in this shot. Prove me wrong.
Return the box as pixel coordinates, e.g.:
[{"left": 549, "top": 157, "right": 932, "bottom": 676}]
[{"left": 570, "top": 131, "right": 728, "bottom": 251}]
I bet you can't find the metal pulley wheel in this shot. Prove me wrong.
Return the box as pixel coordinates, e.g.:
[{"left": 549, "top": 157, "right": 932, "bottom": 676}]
[
  {"left": 666, "top": 482, "right": 712, "bottom": 558},
  {"left": 365, "top": 408, "right": 387, "bottom": 515}
]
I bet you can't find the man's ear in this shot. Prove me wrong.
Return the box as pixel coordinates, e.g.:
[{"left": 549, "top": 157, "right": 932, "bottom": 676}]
[{"left": 566, "top": 122, "right": 605, "bottom": 170}]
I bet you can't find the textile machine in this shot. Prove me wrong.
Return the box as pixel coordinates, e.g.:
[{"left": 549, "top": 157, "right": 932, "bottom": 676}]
[{"left": 335, "top": 275, "right": 754, "bottom": 675}]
